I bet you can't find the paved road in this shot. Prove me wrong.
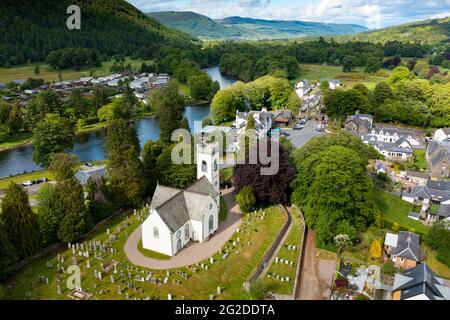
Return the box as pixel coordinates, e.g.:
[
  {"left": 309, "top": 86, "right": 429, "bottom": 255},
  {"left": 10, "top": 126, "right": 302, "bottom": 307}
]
[
  {"left": 124, "top": 187, "right": 243, "bottom": 270},
  {"left": 286, "top": 120, "right": 326, "bottom": 148},
  {"left": 298, "top": 230, "right": 337, "bottom": 300}
]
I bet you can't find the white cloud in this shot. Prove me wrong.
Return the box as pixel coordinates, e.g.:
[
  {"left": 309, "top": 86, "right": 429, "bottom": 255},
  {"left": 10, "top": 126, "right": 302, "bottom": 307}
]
[{"left": 126, "top": 0, "right": 450, "bottom": 28}]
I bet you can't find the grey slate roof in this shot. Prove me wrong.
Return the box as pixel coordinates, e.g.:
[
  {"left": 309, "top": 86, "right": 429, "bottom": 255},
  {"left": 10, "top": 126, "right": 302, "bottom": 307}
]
[
  {"left": 150, "top": 177, "right": 219, "bottom": 232},
  {"left": 427, "top": 141, "right": 450, "bottom": 167},
  {"left": 394, "top": 231, "right": 420, "bottom": 262},
  {"left": 392, "top": 264, "right": 449, "bottom": 300},
  {"left": 438, "top": 204, "right": 450, "bottom": 218},
  {"left": 409, "top": 185, "right": 450, "bottom": 202},
  {"left": 74, "top": 165, "right": 107, "bottom": 185},
  {"left": 426, "top": 180, "right": 450, "bottom": 191}
]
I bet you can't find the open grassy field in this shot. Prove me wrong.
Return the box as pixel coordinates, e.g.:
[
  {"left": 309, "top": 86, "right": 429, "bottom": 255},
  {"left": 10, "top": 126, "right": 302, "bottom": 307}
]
[
  {"left": 261, "top": 207, "right": 303, "bottom": 295},
  {"left": 0, "top": 58, "right": 153, "bottom": 84},
  {"left": 298, "top": 64, "right": 392, "bottom": 89},
  {"left": 371, "top": 189, "right": 429, "bottom": 235},
  {"left": 0, "top": 170, "right": 54, "bottom": 190},
  {"left": 3, "top": 205, "right": 286, "bottom": 300}
]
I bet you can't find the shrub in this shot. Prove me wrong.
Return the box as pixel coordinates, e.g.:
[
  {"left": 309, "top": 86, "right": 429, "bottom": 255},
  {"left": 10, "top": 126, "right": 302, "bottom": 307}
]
[
  {"left": 369, "top": 240, "right": 382, "bottom": 259},
  {"left": 236, "top": 185, "right": 256, "bottom": 213},
  {"left": 381, "top": 260, "right": 396, "bottom": 276},
  {"left": 391, "top": 223, "right": 400, "bottom": 232}
]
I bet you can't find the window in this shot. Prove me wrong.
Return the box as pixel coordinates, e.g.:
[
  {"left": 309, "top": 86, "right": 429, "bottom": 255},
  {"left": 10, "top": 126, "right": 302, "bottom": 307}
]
[
  {"left": 202, "top": 160, "right": 208, "bottom": 173},
  {"left": 209, "top": 215, "right": 214, "bottom": 233},
  {"left": 209, "top": 203, "right": 213, "bottom": 210},
  {"left": 214, "top": 160, "right": 218, "bottom": 172},
  {"left": 153, "top": 227, "right": 159, "bottom": 238},
  {"left": 185, "top": 224, "right": 189, "bottom": 240},
  {"left": 176, "top": 230, "right": 181, "bottom": 239}
]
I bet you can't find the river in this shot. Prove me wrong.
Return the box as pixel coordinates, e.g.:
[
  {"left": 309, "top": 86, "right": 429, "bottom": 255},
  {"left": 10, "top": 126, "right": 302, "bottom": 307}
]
[{"left": 0, "top": 66, "right": 236, "bottom": 179}]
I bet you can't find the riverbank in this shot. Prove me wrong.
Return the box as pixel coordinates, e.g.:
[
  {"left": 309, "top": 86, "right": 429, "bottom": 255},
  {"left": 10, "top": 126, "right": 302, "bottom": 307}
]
[{"left": 0, "top": 111, "right": 158, "bottom": 152}]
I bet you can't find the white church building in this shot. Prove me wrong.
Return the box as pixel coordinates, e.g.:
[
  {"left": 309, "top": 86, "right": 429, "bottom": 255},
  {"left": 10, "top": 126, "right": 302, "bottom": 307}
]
[{"left": 141, "top": 142, "right": 221, "bottom": 257}]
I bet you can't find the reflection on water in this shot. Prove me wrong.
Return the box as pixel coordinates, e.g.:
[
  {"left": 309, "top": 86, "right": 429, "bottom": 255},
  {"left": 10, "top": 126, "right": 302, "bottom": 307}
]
[{"left": 0, "top": 67, "right": 235, "bottom": 179}]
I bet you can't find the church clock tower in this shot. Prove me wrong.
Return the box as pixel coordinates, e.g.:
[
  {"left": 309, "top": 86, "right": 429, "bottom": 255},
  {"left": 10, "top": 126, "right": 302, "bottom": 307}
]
[{"left": 196, "top": 142, "right": 220, "bottom": 191}]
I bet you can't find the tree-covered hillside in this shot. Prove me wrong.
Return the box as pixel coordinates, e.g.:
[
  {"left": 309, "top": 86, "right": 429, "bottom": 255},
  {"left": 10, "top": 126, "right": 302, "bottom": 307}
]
[
  {"left": 147, "top": 11, "right": 368, "bottom": 40},
  {"left": 0, "top": 0, "right": 199, "bottom": 67},
  {"left": 342, "top": 16, "right": 450, "bottom": 45},
  {"left": 146, "top": 11, "right": 244, "bottom": 40}
]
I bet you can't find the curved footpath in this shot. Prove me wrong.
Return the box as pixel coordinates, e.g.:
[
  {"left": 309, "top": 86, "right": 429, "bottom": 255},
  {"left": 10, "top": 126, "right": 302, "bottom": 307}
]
[{"left": 124, "top": 187, "right": 243, "bottom": 270}]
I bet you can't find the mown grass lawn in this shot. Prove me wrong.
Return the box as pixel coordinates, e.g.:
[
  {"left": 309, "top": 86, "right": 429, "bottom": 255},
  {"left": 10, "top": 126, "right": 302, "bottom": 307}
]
[
  {"left": 0, "top": 58, "right": 153, "bottom": 84},
  {"left": 0, "top": 170, "right": 54, "bottom": 190},
  {"left": 371, "top": 189, "right": 429, "bottom": 235},
  {"left": 413, "top": 149, "right": 428, "bottom": 171},
  {"left": 261, "top": 207, "right": 303, "bottom": 295},
  {"left": 4, "top": 205, "right": 286, "bottom": 300}
]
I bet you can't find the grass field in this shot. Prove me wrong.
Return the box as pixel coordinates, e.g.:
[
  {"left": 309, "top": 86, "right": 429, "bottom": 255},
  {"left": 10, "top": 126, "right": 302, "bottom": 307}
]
[
  {"left": 0, "top": 58, "right": 153, "bottom": 84},
  {"left": 261, "top": 207, "right": 303, "bottom": 295},
  {"left": 413, "top": 149, "right": 428, "bottom": 171},
  {"left": 298, "top": 64, "right": 392, "bottom": 89},
  {"left": 138, "top": 239, "right": 171, "bottom": 260},
  {"left": 4, "top": 205, "right": 286, "bottom": 300},
  {"left": 371, "top": 189, "right": 429, "bottom": 235},
  {"left": 0, "top": 170, "right": 54, "bottom": 190}
]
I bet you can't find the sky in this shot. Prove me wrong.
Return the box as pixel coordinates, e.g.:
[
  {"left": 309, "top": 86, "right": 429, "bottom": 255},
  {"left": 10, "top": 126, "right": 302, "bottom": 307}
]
[{"left": 126, "top": 0, "right": 450, "bottom": 29}]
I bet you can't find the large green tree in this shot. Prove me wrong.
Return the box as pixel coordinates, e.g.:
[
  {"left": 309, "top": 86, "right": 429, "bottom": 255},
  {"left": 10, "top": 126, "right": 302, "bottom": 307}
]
[
  {"left": 0, "top": 184, "right": 40, "bottom": 258},
  {"left": 105, "top": 120, "right": 145, "bottom": 207},
  {"left": 291, "top": 133, "right": 378, "bottom": 245},
  {"left": 0, "top": 222, "right": 19, "bottom": 279},
  {"left": 32, "top": 114, "right": 75, "bottom": 167},
  {"left": 149, "top": 82, "right": 185, "bottom": 145}
]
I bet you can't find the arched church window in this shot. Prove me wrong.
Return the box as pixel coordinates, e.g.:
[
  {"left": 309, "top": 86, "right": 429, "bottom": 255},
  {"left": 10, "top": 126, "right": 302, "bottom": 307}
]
[
  {"left": 202, "top": 160, "right": 208, "bottom": 173},
  {"left": 214, "top": 160, "right": 218, "bottom": 172},
  {"left": 209, "top": 215, "right": 214, "bottom": 233},
  {"left": 185, "top": 224, "right": 189, "bottom": 240}
]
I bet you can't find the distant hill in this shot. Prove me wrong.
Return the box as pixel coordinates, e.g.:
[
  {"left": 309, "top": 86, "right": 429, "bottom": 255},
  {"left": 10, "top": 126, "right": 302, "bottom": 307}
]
[
  {"left": 146, "top": 11, "right": 369, "bottom": 40},
  {"left": 341, "top": 16, "right": 450, "bottom": 45},
  {"left": 146, "top": 11, "right": 244, "bottom": 39},
  {"left": 0, "top": 0, "right": 198, "bottom": 67}
]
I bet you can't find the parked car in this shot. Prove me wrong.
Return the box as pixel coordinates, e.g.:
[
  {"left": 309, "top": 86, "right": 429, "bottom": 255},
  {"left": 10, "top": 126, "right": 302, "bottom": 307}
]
[
  {"left": 84, "top": 162, "right": 93, "bottom": 168},
  {"left": 294, "top": 123, "right": 305, "bottom": 130},
  {"left": 21, "top": 181, "right": 34, "bottom": 187},
  {"left": 281, "top": 131, "right": 290, "bottom": 137},
  {"left": 299, "top": 119, "right": 307, "bottom": 125},
  {"left": 36, "top": 178, "right": 49, "bottom": 184}
]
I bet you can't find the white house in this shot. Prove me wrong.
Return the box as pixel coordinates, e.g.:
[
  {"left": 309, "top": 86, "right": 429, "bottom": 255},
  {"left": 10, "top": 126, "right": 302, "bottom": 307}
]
[
  {"left": 434, "top": 128, "right": 450, "bottom": 142},
  {"left": 363, "top": 135, "right": 414, "bottom": 161},
  {"left": 234, "top": 109, "right": 272, "bottom": 139},
  {"left": 366, "top": 128, "right": 421, "bottom": 147},
  {"left": 141, "top": 142, "right": 220, "bottom": 257}
]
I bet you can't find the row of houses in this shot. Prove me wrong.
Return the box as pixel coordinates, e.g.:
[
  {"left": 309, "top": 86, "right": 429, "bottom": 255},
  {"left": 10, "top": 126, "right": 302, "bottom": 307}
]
[{"left": 345, "top": 112, "right": 425, "bottom": 162}]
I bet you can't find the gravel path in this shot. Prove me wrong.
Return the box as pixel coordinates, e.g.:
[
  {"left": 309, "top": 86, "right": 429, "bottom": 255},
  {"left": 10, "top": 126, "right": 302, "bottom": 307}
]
[
  {"left": 123, "top": 188, "right": 242, "bottom": 270},
  {"left": 297, "top": 230, "right": 337, "bottom": 300}
]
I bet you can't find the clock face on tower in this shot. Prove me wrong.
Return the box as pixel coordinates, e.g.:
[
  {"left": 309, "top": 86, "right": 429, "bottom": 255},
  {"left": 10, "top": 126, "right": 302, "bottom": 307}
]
[{"left": 176, "top": 231, "right": 181, "bottom": 239}]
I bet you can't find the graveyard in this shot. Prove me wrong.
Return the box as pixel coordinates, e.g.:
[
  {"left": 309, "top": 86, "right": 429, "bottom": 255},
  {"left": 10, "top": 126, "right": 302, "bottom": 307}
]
[
  {"left": 262, "top": 207, "right": 304, "bottom": 295},
  {"left": 4, "top": 205, "right": 286, "bottom": 300}
]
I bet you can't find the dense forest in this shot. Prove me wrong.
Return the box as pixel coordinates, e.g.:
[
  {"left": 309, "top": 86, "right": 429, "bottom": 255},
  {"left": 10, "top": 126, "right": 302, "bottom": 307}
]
[
  {"left": 0, "top": 0, "right": 199, "bottom": 67},
  {"left": 209, "top": 39, "right": 430, "bottom": 82}
]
